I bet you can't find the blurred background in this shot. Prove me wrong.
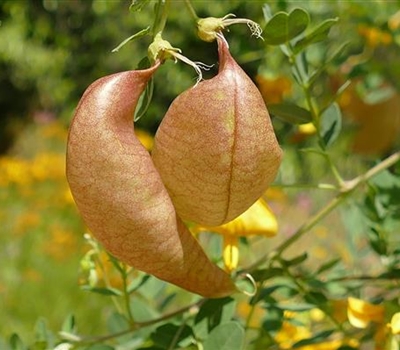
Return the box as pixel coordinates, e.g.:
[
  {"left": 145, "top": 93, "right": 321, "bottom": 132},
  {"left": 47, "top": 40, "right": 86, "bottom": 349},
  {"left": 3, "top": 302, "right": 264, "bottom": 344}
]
[{"left": 1, "top": 0, "right": 399, "bottom": 343}]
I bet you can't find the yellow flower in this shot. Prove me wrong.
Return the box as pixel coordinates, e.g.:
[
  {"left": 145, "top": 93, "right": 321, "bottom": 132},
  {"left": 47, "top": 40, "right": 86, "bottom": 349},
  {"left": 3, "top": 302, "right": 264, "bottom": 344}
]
[
  {"left": 194, "top": 198, "right": 278, "bottom": 271},
  {"left": 135, "top": 128, "right": 154, "bottom": 151},
  {"left": 255, "top": 74, "right": 292, "bottom": 104},
  {"left": 358, "top": 24, "right": 392, "bottom": 47},
  {"left": 298, "top": 122, "right": 317, "bottom": 136},
  {"left": 347, "top": 297, "right": 385, "bottom": 329},
  {"left": 390, "top": 312, "right": 400, "bottom": 335},
  {"left": 274, "top": 321, "right": 311, "bottom": 349}
]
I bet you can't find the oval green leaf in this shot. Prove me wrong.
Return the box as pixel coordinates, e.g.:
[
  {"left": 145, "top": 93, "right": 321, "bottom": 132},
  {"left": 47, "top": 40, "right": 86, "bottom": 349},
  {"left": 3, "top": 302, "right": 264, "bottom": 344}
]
[
  {"left": 268, "top": 103, "right": 312, "bottom": 124},
  {"left": 203, "top": 322, "right": 245, "bottom": 350},
  {"left": 294, "top": 18, "right": 339, "bottom": 53},
  {"left": 264, "top": 8, "right": 309, "bottom": 45},
  {"left": 319, "top": 102, "right": 342, "bottom": 147}
]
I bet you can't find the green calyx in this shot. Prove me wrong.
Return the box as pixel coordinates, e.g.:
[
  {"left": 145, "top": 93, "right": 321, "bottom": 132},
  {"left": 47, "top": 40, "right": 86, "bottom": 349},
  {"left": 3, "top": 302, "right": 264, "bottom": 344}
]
[
  {"left": 148, "top": 32, "right": 181, "bottom": 63},
  {"left": 197, "top": 14, "right": 263, "bottom": 42}
]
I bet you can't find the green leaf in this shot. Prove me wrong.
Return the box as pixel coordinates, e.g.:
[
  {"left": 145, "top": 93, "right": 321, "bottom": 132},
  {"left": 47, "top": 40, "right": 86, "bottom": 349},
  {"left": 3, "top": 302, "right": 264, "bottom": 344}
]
[
  {"left": 319, "top": 102, "right": 342, "bottom": 147},
  {"left": 274, "top": 303, "right": 315, "bottom": 312},
  {"left": 129, "top": 0, "right": 151, "bottom": 12},
  {"left": 292, "top": 329, "right": 335, "bottom": 348},
  {"left": 304, "top": 291, "right": 328, "bottom": 305},
  {"left": 9, "top": 334, "right": 26, "bottom": 350},
  {"left": 130, "top": 296, "right": 160, "bottom": 322},
  {"left": 264, "top": 8, "right": 310, "bottom": 45},
  {"left": 80, "top": 286, "right": 122, "bottom": 296},
  {"left": 112, "top": 27, "right": 151, "bottom": 53},
  {"left": 194, "top": 298, "right": 236, "bottom": 340},
  {"left": 308, "top": 42, "right": 350, "bottom": 86},
  {"left": 268, "top": 103, "right": 312, "bottom": 124},
  {"left": 252, "top": 284, "right": 297, "bottom": 304},
  {"left": 262, "top": 308, "right": 284, "bottom": 332},
  {"left": 34, "top": 318, "right": 51, "bottom": 346},
  {"left": 315, "top": 258, "right": 341, "bottom": 275},
  {"left": 127, "top": 274, "right": 151, "bottom": 294},
  {"left": 203, "top": 322, "right": 245, "bottom": 350},
  {"left": 135, "top": 73, "right": 155, "bottom": 122},
  {"left": 251, "top": 267, "right": 285, "bottom": 282},
  {"left": 107, "top": 312, "right": 129, "bottom": 334},
  {"left": 151, "top": 323, "right": 193, "bottom": 349},
  {"left": 294, "top": 18, "right": 339, "bottom": 53},
  {"left": 61, "top": 314, "right": 76, "bottom": 333},
  {"left": 281, "top": 252, "right": 308, "bottom": 266}
]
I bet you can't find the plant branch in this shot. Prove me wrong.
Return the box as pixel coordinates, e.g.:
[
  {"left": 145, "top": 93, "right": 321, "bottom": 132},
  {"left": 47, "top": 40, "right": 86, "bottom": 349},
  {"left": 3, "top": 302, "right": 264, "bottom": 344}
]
[
  {"left": 184, "top": 0, "right": 198, "bottom": 21},
  {"left": 242, "top": 151, "right": 400, "bottom": 273},
  {"left": 61, "top": 298, "right": 206, "bottom": 345}
]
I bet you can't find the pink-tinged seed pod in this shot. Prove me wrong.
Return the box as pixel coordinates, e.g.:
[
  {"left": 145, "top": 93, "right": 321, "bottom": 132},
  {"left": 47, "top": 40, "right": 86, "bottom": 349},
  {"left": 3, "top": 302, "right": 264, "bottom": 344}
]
[
  {"left": 66, "top": 64, "right": 236, "bottom": 298},
  {"left": 152, "top": 36, "right": 282, "bottom": 226}
]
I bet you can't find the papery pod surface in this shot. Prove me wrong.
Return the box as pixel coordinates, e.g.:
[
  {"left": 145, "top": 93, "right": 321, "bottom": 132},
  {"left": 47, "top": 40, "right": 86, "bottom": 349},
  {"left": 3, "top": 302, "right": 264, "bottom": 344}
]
[
  {"left": 152, "top": 36, "right": 282, "bottom": 226},
  {"left": 66, "top": 65, "right": 236, "bottom": 298}
]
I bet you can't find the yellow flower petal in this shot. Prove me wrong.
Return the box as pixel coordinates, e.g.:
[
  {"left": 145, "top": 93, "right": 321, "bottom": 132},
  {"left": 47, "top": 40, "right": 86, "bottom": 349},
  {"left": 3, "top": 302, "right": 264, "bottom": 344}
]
[
  {"left": 347, "top": 297, "right": 385, "bottom": 329},
  {"left": 298, "top": 122, "right": 317, "bottom": 136},
  {"left": 390, "top": 312, "right": 400, "bottom": 335},
  {"left": 223, "top": 235, "right": 239, "bottom": 272},
  {"left": 199, "top": 198, "right": 278, "bottom": 237}
]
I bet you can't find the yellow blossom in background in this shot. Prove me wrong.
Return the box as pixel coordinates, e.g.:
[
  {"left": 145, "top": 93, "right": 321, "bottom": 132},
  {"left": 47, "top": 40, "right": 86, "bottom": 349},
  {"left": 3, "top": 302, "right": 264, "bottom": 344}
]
[
  {"left": 194, "top": 198, "right": 278, "bottom": 271},
  {"left": 347, "top": 297, "right": 385, "bottom": 329},
  {"left": 358, "top": 24, "right": 392, "bottom": 47},
  {"left": 390, "top": 312, "right": 400, "bottom": 335},
  {"left": 389, "top": 11, "right": 400, "bottom": 31},
  {"left": 274, "top": 321, "right": 311, "bottom": 349},
  {"left": 31, "top": 153, "right": 65, "bottom": 181},
  {"left": 41, "top": 225, "right": 79, "bottom": 261},
  {"left": 41, "top": 121, "right": 68, "bottom": 141},
  {"left": 255, "top": 74, "right": 292, "bottom": 104},
  {"left": 0, "top": 156, "right": 31, "bottom": 186}
]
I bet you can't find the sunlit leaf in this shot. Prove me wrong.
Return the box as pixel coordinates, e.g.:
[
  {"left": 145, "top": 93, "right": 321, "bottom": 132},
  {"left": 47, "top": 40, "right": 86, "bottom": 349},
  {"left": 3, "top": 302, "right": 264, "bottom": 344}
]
[
  {"left": 135, "top": 68, "right": 155, "bottom": 121},
  {"left": 9, "top": 334, "right": 26, "bottom": 350},
  {"left": 264, "top": 8, "right": 310, "bottom": 45},
  {"left": 112, "top": 27, "right": 151, "bottom": 53},
  {"left": 315, "top": 258, "right": 341, "bottom": 275},
  {"left": 308, "top": 42, "right": 350, "bottom": 85},
  {"left": 61, "top": 314, "right": 76, "bottom": 334},
  {"left": 274, "top": 303, "right": 316, "bottom": 312},
  {"left": 80, "top": 286, "right": 122, "bottom": 296},
  {"left": 281, "top": 252, "right": 308, "bottom": 266},
  {"left": 292, "top": 329, "right": 335, "bottom": 348},
  {"left": 194, "top": 298, "right": 236, "bottom": 340},
  {"left": 294, "top": 18, "right": 339, "bottom": 53},
  {"left": 151, "top": 323, "right": 193, "bottom": 349},
  {"left": 203, "top": 322, "right": 245, "bottom": 350},
  {"left": 319, "top": 102, "right": 342, "bottom": 147},
  {"left": 268, "top": 103, "right": 312, "bottom": 124}
]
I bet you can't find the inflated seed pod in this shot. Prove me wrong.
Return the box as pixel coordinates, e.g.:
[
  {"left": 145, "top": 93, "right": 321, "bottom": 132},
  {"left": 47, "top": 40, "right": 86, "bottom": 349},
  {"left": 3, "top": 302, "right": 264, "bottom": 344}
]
[
  {"left": 66, "top": 64, "right": 236, "bottom": 298},
  {"left": 152, "top": 36, "right": 282, "bottom": 226}
]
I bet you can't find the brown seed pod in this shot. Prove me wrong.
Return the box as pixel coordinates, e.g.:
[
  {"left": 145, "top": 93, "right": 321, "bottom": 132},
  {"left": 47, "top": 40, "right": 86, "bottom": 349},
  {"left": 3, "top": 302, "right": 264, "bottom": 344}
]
[
  {"left": 66, "top": 64, "right": 236, "bottom": 298},
  {"left": 152, "top": 36, "right": 282, "bottom": 226}
]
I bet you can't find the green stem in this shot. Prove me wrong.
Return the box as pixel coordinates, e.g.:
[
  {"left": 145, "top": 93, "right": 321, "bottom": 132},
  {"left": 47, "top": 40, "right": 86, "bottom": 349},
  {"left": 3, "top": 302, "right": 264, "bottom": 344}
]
[
  {"left": 243, "top": 151, "right": 400, "bottom": 272},
  {"left": 287, "top": 45, "right": 344, "bottom": 186},
  {"left": 121, "top": 266, "right": 135, "bottom": 324},
  {"left": 280, "top": 263, "right": 343, "bottom": 331},
  {"left": 184, "top": 0, "right": 198, "bottom": 21},
  {"left": 152, "top": 0, "right": 170, "bottom": 36},
  {"left": 63, "top": 299, "right": 206, "bottom": 345}
]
